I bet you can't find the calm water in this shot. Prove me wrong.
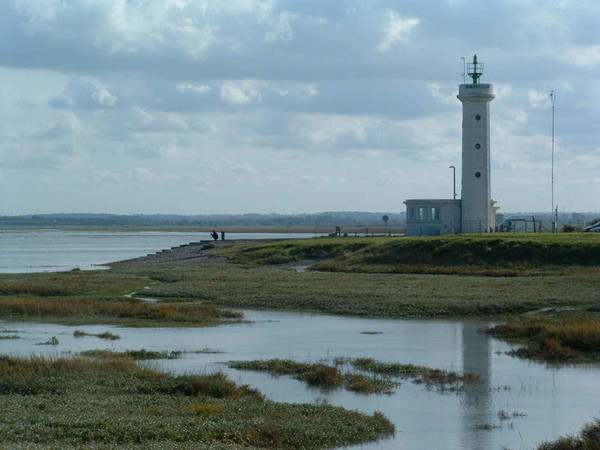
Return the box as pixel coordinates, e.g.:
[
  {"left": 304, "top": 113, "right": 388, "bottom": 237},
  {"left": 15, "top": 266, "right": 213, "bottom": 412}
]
[
  {"left": 0, "top": 229, "right": 322, "bottom": 273},
  {"left": 2, "top": 310, "right": 599, "bottom": 450}
]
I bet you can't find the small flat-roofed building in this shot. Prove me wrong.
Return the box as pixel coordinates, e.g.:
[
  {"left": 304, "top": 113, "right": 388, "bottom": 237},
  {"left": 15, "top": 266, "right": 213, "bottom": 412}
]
[{"left": 404, "top": 199, "right": 461, "bottom": 236}]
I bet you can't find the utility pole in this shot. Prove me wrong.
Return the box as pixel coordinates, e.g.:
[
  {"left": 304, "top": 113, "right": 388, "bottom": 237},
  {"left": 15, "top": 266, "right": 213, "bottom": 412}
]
[{"left": 550, "top": 90, "right": 556, "bottom": 232}]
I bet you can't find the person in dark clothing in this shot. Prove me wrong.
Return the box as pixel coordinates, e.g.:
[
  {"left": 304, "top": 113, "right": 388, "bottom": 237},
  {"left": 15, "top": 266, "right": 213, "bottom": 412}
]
[{"left": 210, "top": 230, "right": 218, "bottom": 241}]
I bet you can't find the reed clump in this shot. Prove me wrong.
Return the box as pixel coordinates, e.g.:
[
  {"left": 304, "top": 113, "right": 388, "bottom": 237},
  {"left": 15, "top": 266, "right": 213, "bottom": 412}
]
[
  {"left": 538, "top": 418, "right": 600, "bottom": 449},
  {"left": 485, "top": 313, "right": 600, "bottom": 361}
]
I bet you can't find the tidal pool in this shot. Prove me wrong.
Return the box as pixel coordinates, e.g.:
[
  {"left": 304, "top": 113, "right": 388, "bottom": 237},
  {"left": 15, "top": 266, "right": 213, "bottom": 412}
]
[{"left": 2, "top": 310, "right": 599, "bottom": 450}]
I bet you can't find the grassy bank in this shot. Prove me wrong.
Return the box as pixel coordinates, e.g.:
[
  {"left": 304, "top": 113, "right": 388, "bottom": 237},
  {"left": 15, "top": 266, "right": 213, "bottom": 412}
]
[
  {"left": 141, "top": 265, "right": 600, "bottom": 318},
  {"left": 218, "top": 234, "right": 600, "bottom": 274},
  {"left": 0, "top": 355, "right": 394, "bottom": 449},
  {"left": 485, "top": 312, "right": 600, "bottom": 361},
  {"left": 0, "top": 270, "right": 243, "bottom": 327}
]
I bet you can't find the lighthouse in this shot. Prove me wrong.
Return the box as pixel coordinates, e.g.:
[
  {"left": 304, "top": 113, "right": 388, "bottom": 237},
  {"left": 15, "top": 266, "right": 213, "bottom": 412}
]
[
  {"left": 457, "top": 55, "right": 495, "bottom": 233},
  {"left": 404, "top": 55, "right": 499, "bottom": 235}
]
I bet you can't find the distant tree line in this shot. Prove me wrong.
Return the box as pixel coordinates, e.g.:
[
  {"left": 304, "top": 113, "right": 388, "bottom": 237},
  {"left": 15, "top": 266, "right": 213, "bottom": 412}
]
[
  {"left": 0, "top": 212, "right": 407, "bottom": 228},
  {"left": 1, "top": 211, "right": 598, "bottom": 229}
]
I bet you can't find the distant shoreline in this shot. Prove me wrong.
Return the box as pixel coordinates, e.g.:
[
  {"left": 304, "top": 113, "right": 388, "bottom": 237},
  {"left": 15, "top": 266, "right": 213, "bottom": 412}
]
[{"left": 0, "top": 225, "right": 405, "bottom": 234}]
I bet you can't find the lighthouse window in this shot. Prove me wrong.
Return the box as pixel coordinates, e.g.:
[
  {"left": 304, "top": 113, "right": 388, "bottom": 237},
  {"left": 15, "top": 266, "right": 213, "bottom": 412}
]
[
  {"left": 418, "top": 207, "right": 426, "bottom": 221},
  {"left": 431, "top": 207, "right": 440, "bottom": 221},
  {"left": 475, "top": 115, "right": 481, "bottom": 121},
  {"left": 475, "top": 172, "right": 481, "bottom": 178},
  {"left": 475, "top": 143, "right": 481, "bottom": 149}
]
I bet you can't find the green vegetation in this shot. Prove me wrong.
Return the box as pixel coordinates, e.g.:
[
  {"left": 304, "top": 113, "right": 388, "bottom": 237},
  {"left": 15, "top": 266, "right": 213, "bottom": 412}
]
[
  {"left": 228, "top": 359, "right": 400, "bottom": 394},
  {"left": 538, "top": 418, "right": 600, "bottom": 449},
  {"left": 349, "top": 358, "right": 479, "bottom": 389},
  {"left": 0, "top": 295, "right": 242, "bottom": 327},
  {"left": 218, "top": 234, "right": 600, "bottom": 274},
  {"left": 0, "top": 355, "right": 394, "bottom": 449},
  {"left": 485, "top": 313, "right": 600, "bottom": 361},
  {"left": 0, "top": 335, "right": 20, "bottom": 339},
  {"left": 81, "top": 349, "right": 183, "bottom": 360},
  {"left": 0, "top": 270, "right": 243, "bottom": 326},
  {"left": 0, "top": 270, "right": 148, "bottom": 297},
  {"left": 142, "top": 265, "right": 600, "bottom": 318}
]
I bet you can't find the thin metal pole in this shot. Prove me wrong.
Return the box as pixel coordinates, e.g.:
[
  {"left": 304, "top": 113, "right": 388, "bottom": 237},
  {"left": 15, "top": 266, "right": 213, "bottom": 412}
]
[
  {"left": 550, "top": 91, "right": 556, "bottom": 232},
  {"left": 461, "top": 57, "right": 466, "bottom": 84}
]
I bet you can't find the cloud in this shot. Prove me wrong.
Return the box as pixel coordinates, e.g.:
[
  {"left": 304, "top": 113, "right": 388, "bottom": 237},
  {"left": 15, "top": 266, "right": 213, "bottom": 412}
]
[
  {"left": 50, "top": 77, "right": 118, "bottom": 109},
  {"left": 561, "top": 45, "right": 600, "bottom": 67},
  {"left": 177, "top": 83, "right": 211, "bottom": 94},
  {"left": 91, "top": 170, "right": 122, "bottom": 182},
  {"left": 377, "top": 10, "right": 419, "bottom": 52},
  {"left": 528, "top": 89, "right": 552, "bottom": 109},
  {"left": 220, "top": 80, "right": 266, "bottom": 105},
  {"left": 0, "top": 1, "right": 599, "bottom": 213}
]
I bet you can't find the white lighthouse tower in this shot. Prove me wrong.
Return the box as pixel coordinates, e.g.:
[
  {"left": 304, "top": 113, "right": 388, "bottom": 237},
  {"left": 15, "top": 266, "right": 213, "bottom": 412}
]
[
  {"left": 404, "top": 55, "right": 499, "bottom": 236},
  {"left": 457, "top": 55, "right": 495, "bottom": 233}
]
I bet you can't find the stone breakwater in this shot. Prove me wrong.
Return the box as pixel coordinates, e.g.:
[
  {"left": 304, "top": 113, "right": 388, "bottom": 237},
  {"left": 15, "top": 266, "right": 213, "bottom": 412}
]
[{"left": 106, "top": 239, "right": 286, "bottom": 269}]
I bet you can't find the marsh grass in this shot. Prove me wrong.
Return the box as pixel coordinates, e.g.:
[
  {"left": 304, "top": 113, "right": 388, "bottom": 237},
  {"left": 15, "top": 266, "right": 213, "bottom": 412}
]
[
  {"left": 0, "top": 335, "right": 20, "bottom": 339},
  {"left": 0, "top": 295, "right": 243, "bottom": 327},
  {"left": 74, "top": 330, "right": 120, "bottom": 340},
  {"left": 349, "top": 358, "right": 479, "bottom": 390},
  {"left": 485, "top": 313, "right": 600, "bottom": 361},
  {"left": 538, "top": 418, "right": 600, "bottom": 449},
  {"left": 80, "top": 349, "right": 183, "bottom": 360},
  {"left": 142, "top": 265, "right": 600, "bottom": 318},
  {"left": 0, "top": 355, "right": 394, "bottom": 448},
  {"left": 228, "top": 359, "right": 400, "bottom": 394},
  {"left": 0, "top": 271, "right": 148, "bottom": 297}
]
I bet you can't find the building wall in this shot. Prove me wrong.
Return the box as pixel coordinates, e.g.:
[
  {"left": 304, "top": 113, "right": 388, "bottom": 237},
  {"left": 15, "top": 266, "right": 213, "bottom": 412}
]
[
  {"left": 458, "top": 83, "right": 495, "bottom": 233},
  {"left": 405, "top": 200, "right": 461, "bottom": 236}
]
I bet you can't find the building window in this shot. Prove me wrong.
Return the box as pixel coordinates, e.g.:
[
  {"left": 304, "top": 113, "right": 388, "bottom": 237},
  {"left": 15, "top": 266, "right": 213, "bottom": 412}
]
[
  {"left": 475, "top": 143, "right": 481, "bottom": 149},
  {"left": 418, "top": 207, "right": 426, "bottom": 221},
  {"left": 475, "top": 115, "right": 481, "bottom": 121},
  {"left": 408, "top": 206, "right": 416, "bottom": 221},
  {"left": 431, "top": 207, "right": 440, "bottom": 221},
  {"left": 475, "top": 172, "right": 481, "bottom": 178}
]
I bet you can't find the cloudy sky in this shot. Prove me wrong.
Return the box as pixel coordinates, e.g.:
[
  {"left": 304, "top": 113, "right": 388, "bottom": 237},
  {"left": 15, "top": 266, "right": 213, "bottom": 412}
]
[{"left": 1, "top": 0, "right": 598, "bottom": 215}]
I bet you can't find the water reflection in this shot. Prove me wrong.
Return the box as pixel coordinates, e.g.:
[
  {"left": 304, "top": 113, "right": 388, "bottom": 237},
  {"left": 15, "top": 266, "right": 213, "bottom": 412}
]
[{"left": 461, "top": 321, "right": 492, "bottom": 450}]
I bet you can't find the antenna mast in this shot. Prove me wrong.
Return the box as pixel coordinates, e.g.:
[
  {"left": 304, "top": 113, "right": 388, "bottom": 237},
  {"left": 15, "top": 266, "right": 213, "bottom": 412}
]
[{"left": 550, "top": 90, "right": 556, "bottom": 232}]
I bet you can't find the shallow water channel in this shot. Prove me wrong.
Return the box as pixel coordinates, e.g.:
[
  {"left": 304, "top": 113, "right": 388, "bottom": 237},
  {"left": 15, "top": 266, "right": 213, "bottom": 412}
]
[{"left": 2, "top": 310, "right": 599, "bottom": 450}]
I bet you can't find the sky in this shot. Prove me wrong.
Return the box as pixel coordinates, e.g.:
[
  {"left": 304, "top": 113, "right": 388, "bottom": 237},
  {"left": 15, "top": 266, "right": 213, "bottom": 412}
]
[{"left": 0, "top": 0, "right": 598, "bottom": 215}]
